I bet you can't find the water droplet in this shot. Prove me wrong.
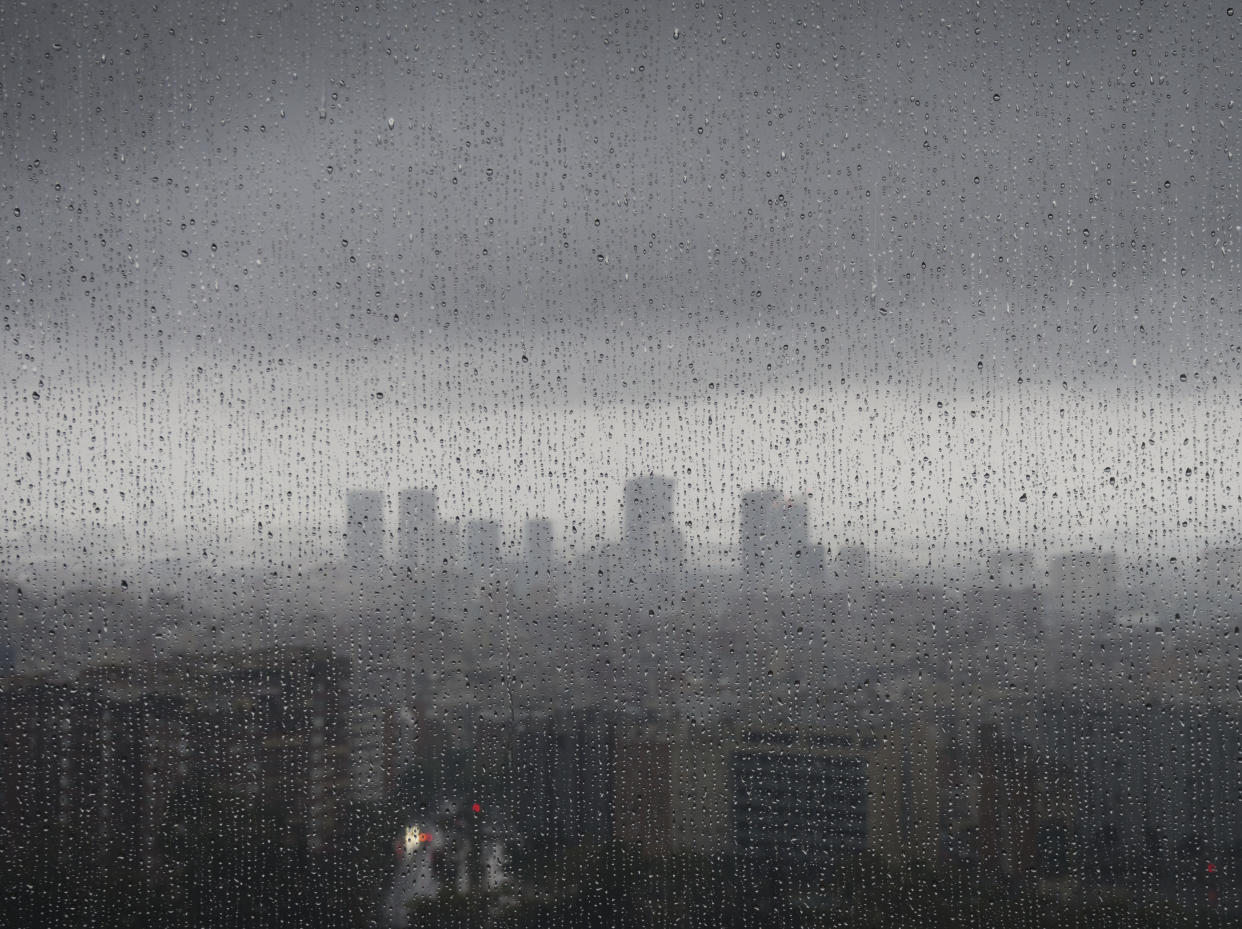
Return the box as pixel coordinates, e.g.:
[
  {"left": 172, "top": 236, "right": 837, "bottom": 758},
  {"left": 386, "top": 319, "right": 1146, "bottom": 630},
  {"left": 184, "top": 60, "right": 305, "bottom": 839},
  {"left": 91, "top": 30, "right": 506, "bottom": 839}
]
[
  {"left": 12, "top": 207, "right": 19, "bottom": 217},
  {"left": 387, "top": 117, "right": 396, "bottom": 130},
  {"left": 992, "top": 92, "right": 1000, "bottom": 101},
  {"left": 673, "top": 27, "right": 680, "bottom": 39}
]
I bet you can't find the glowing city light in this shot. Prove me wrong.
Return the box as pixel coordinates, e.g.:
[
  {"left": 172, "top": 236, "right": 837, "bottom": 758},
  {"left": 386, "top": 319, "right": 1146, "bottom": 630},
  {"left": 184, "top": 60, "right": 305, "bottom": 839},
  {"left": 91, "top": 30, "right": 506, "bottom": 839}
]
[{"left": 403, "top": 826, "right": 430, "bottom": 854}]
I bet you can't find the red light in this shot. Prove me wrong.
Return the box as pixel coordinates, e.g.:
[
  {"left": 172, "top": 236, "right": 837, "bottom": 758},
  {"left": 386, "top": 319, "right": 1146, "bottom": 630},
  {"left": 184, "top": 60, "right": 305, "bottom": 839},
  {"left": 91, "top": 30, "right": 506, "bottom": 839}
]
[
  {"left": 1207, "top": 862, "right": 1217, "bottom": 874},
  {"left": 472, "top": 803, "right": 481, "bottom": 813},
  {"left": 420, "top": 832, "right": 432, "bottom": 844}
]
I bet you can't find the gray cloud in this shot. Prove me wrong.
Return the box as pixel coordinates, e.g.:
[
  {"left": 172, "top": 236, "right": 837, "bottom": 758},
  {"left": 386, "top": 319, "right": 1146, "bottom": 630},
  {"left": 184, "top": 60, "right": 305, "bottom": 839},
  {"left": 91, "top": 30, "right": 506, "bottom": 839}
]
[{"left": 2, "top": 0, "right": 1240, "bottom": 566}]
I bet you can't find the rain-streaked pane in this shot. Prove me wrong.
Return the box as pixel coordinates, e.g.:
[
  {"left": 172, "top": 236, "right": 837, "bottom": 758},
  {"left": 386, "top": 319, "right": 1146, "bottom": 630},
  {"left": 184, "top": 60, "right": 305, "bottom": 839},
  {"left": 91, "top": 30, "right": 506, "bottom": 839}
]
[{"left": 1, "top": 1, "right": 1239, "bottom": 926}]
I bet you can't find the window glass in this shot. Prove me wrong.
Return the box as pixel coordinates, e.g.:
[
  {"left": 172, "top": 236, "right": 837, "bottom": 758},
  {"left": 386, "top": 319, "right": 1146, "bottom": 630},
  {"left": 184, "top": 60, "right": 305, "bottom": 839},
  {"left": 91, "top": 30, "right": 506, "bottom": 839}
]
[{"left": 2, "top": 1, "right": 1239, "bottom": 926}]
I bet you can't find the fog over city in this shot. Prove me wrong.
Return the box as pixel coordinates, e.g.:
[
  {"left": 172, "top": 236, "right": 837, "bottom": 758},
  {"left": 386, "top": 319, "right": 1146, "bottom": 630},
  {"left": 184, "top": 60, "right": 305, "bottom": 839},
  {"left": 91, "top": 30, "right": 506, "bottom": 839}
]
[
  {"left": 2, "top": 2, "right": 1241, "bottom": 925},
  {"left": 3, "top": 0, "right": 1240, "bottom": 576}
]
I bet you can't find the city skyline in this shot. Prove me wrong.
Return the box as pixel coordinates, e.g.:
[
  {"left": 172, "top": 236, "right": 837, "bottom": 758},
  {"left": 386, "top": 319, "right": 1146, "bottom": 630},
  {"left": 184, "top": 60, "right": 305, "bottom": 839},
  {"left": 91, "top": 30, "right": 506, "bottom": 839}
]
[
  {"left": 2, "top": 0, "right": 1240, "bottom": 923},
  {"left": 3, "top": 0, "right": 1240, "bottom": 573},
  {"left": 320, "top": 480, "right": 1218, "bottom": 601}
]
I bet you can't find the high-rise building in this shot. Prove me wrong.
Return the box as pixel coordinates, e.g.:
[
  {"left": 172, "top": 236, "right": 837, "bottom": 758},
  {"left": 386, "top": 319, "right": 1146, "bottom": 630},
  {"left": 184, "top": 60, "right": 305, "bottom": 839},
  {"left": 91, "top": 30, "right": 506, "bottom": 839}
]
[
  {"left": 522, "top": 518, "right": 555, "bottom": 590},
  {"left": 733, "top": 734, "right": 869, "bottom": 861},
  {"left": 345, "top": 490, "right": 385, "bottom": 568},
  {"left": 1, "top": 646, "right": 350, "bottom": 867},
  {"left": 1201, "top": 546, "right": 1242, "bottom": 610},
  {"left": 987, "top": 549, "right": 1036, "bottom": 589},
  {"left": 398, "top": 488, "right": 440, "bottom": 572},
  {"left": 464, "top": 519, "right": 502, "bottom": 578},
  {"left": 623, "top": 476, "right": 682, "bottom": 575},
  {"left": 740, "top": 488, "right": 783, "bottom": 577},
  {"left": 833, "top": 544, "right": 872, "bottom": 597},
  {"left": 1048, "top": 550, "right": 1117, "bottom": 618},
  {"left": 741, "top": 489, "right": 823, "bottom": 588},
  {"left": 512, "top": 708, "right": 618, "bottom": 851}
]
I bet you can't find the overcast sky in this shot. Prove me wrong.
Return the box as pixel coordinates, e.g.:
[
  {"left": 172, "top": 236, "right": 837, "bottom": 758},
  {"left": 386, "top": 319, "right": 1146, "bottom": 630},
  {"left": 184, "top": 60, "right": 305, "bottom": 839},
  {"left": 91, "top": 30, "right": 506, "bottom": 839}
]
[{"left": 2, "top": 0, "right": 1240, "bottom": 572}]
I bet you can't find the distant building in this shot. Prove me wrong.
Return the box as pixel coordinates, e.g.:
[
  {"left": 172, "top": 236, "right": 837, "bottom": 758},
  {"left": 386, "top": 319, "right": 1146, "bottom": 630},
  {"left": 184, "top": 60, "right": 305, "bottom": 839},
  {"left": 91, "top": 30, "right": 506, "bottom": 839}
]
[
  {"left": 1028, "top": 698, "right": 1242, "bottom": 886},
  {"left": 0, "top": 581, "right": 26, "bottom": 675},
  {"left": 1200, "top": 546, "right": 1242, "bottom": 612},
  {"left": 512, "top": 708, "right": 618, "bottom": 852},
  {"left": 521, "top": 518, "right": 556, "bottom": 592},
  {"left": 464, "top": 519, "right": 502, "bottom": 580},
  {"left": 732, "top": 729, "right": 871, "bottom": 862},
  {"left": 987, "top": 549, "right": 1036, "bottom": 589},
  {"left": 615, "top": 720, "right": 673, "bottom": 852},
  {"left": 64, "top": 645, "right": 352, "bottom": 854},
  {"left": 398, "top": 488, "right": 441, "bottom": 572},
  {"left": 612, "top": 720, "right": 940, "bottom": 868},
  {"left": 739, "top": 488, "right": 824, "bottom": 590},
  {"left": 833, "top": 544, "right": 872, "bottom": 597},
  {"left": 623, "top": 476, "right": 682, "bottom": 577},
  {"left": 345, "top": 489, "right": 385, "bottom": 568},
  {"left": 0, "top": 676, "right": 190, "bottom": 873},
  {"left": 740, "top": 488, "right": 783, "bottom": 577},
  {"left": 349, "top": 701, "right": 396, "bottom": 803},
  {"left": 1048, "top": 550, "right": 1117, "bottom": 618}
]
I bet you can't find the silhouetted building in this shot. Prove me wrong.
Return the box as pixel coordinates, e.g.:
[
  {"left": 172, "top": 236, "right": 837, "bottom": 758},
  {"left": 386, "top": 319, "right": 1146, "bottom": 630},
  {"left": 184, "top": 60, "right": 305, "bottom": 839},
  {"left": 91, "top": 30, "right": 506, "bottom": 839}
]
[
  {"left": 1048, "top": 550, "right": 1116, "bottom": 620},
  {"left": 1030, "top": 698, "right": 1242, "bottom": 888},
  {"left": 345, "top": 489, "right": 385, "bottom": 569},
  {"left": 0, "top": 674, "right": 191, "bottom": 875},
  {"left": 988, "top": 549, "right": 1036, "bottom": 589},
  {"left": 464, "top": 519, "right": 502, "bottom": 580},
  {"left": 833, "top": 544, "right": 872, "bottom": 598},
  {"left": 740, "top": 488, "right": 823, "bottom": 590},
  {"left": 68, "top": 645, "right": 351, "bottom": 854},
  {"left": 398, "top": 488, "right": 441, "bottom": 572},
  {"left": 521, "top": 518, "right": 556, "bottom": 592},
  {"left": 623, "top": 476, "right": 682, "bottom": 577},
  {"left": 512, "top": 708, "right": 618, "bottom": 851},
  {"left": 349, "top": 699, "right": 411, "bottom": 802},
  {"left": 1201, "top": 546, "right": 1242, "bottom": 613},
  {"left": 740, "top": 488, "right": 782, "bottom": 577},
  {"left": 615, "top": 721, "right": 673, "bottom": 851},
  {"left": 732, "top": 728, "right": 870, "bottom": 862}
]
